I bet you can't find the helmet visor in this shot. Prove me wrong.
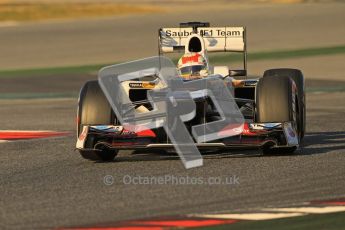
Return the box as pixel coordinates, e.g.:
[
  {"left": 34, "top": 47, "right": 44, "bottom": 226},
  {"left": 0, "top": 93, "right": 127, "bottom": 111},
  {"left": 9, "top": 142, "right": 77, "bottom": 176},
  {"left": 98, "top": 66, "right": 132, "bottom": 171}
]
[{"left": 179, "top": 65, "right": 205, "bottom": 76}]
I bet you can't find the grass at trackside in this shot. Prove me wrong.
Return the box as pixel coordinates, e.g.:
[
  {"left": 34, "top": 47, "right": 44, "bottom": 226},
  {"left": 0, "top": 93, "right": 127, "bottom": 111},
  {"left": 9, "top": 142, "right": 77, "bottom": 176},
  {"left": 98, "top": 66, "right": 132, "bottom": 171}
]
[
  {"left": 0, "top": 63, "right": 106, "bottom": 78},
  {"left": 0, "top": 92, "right": 78, "bottom": 99},
  {"left": 209, "top": 45, "right": 345, "bottom": 64},
  {"left": 197, "top": 212, "right": 345, "bottom": 230},
  {"left": 0, "top": 45, "right": 344, "bottom": 78},
  {"left": 0, "top": 2, "right": 161, "bottom": 22}
]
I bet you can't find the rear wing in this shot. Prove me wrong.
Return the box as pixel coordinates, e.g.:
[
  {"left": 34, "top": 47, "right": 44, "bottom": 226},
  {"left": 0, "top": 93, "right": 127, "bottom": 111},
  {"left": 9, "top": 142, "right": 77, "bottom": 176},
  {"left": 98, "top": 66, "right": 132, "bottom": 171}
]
[
  {"left": 159, "top": 26, "right": 246, "bottom": 53},
  {"left": 158, "top": 22, "right": 247, "bottom": 74}
]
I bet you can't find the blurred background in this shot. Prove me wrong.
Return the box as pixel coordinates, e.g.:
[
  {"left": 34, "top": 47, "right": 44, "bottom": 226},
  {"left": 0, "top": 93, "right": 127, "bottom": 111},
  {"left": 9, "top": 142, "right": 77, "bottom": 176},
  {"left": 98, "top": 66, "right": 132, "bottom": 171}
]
[{"left": 0, "top": 0, "right": 344, "bottom": 98}]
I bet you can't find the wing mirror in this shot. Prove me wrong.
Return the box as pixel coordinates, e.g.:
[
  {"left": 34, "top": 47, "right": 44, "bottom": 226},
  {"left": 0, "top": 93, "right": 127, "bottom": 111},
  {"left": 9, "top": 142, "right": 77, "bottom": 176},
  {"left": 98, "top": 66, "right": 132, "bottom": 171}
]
[{"left": 229, "top": 69, "right": 247, "bottom": 77}]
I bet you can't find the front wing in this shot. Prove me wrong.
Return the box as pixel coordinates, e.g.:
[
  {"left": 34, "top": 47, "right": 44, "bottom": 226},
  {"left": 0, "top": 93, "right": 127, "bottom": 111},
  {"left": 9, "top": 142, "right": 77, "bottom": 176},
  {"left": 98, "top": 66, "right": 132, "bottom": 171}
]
[{"left": 76, "top": 122, "right": 299, "bottom": 152}]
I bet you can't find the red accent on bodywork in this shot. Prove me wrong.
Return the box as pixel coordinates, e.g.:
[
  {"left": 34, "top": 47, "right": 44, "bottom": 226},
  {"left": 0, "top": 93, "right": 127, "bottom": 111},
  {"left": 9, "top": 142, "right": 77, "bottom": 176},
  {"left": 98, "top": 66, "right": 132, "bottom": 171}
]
[
  {"left": 242, "top": 123, "right": 258, "bottom": 136},
  {"left": 181, "top": 53, "right": 201, "bottom": 64},
  {"left": 218, "top": 123, "right": 261, "bottom": 137},
  {"left": 218, "top": 123, "right": 243, "bottom": 137},
  {"left": 136, "top": 129, "right": 156, "bottom": 138},
  {"left": 242, "top": 123, "right": 269, "bottom": 136}
]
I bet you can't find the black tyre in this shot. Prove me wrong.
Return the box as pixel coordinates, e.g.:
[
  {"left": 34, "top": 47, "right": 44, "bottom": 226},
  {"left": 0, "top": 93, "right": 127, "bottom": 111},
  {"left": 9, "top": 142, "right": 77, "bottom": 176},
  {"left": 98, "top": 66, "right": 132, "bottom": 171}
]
[
  {"left": 263, "top": 68, "right": 305, "bottom": 138},
  {"left": 77, "top": 80, "right": 118, "bottom": 161},
  {"left": 256, "top": 75, "right": 298, "bottom": 154}
]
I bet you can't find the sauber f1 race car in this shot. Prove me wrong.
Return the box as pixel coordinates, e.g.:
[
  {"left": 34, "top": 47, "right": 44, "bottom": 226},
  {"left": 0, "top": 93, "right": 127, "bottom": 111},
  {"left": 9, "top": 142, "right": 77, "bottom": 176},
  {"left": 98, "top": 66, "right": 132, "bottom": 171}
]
[{"left": 76, "top": 22, "right": 306, "bottom": 162}]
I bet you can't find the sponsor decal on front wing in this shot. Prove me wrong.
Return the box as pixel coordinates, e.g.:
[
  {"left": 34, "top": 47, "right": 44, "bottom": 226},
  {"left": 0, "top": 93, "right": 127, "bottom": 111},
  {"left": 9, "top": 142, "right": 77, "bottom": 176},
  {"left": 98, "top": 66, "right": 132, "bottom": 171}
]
[
  {"left": 283, "top": 122, "right": 299, "bottom": 146},
  {"left": 76, "top": 126, "right": 88, "bottom": 149}
]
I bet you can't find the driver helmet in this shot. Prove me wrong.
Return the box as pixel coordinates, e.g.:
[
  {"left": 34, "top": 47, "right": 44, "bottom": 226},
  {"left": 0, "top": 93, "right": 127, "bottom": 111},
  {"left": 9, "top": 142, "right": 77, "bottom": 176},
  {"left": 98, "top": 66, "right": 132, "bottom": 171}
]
[{"left": 177, "top": 53, "right": 208, "bottom": 80}]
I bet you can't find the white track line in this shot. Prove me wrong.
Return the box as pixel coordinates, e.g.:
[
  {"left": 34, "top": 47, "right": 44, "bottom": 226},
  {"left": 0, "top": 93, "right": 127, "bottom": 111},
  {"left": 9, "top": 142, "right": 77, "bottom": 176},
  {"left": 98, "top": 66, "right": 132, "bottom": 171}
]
[
  {"left": 264, "top": 206, "right": 345, "bottom": 214},
  {"left": 0, "top": 140, "right": 9, "bottom": 143},
  {"left": 193, "top": 205, "right": 345, "bottom": 221},
  {"left": 191, "top": 212, "right": 305, "bottom": 220}
]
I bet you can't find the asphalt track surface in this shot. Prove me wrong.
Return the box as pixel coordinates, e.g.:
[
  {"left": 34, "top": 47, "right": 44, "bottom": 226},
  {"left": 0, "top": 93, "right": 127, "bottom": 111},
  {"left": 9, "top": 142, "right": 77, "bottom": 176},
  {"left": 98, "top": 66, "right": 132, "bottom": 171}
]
[
  {"left": 0, "top": 75, "right": 345, "bottom": 229},
  {"left": 1, "top": 2, "right": 345, "bottom": 229}
]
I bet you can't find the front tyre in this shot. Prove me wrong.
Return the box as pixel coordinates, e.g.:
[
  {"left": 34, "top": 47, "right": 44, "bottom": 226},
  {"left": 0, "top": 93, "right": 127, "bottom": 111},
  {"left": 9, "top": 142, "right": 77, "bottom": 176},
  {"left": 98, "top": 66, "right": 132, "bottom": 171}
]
[
  {"left": 77, "top": 80, "right": 118, "bottom": 161},
  {"left": 256, "top": 75, "right": 299, "bottom": 154},
  {"left": 263, "top": 68, "right": 306, "bottom": 139}
]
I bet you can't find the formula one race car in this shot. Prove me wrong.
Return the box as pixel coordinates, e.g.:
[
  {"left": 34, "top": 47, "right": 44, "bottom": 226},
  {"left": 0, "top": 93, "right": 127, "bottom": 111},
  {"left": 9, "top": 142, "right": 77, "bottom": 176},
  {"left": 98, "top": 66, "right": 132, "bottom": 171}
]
[{"left": 76, "top": 22, "right": 306, "bottom": 162}]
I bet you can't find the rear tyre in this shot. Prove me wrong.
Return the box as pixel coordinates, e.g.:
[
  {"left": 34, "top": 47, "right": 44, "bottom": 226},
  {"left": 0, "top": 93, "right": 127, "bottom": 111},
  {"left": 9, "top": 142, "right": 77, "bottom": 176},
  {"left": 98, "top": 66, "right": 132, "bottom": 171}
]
[
  {"left": 263, "top": 68, "right": 305, "bottom": 139},
  {"left": 256, "top": 75, "right": 298, "bottom": 154},
  {"left": 77, "top": 80, "right": 118, "bottom": 161}
]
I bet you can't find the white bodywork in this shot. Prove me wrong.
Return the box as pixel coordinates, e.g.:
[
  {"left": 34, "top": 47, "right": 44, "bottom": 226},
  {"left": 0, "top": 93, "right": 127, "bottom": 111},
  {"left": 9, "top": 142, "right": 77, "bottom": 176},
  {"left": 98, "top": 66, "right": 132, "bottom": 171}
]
[
  {"left": 160, "top": 27, "right": 245, "bottom": 53},
  {"left": 210, "top": 66, "right": 230, "bottom": 77}
]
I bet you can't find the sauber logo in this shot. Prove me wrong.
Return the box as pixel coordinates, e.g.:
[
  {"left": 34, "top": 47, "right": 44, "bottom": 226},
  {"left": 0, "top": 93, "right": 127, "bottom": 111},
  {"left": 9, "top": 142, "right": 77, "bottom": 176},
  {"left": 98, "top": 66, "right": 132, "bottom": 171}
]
[{"left": 164, "top": 29, "right": 242, "bottom": 38}]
